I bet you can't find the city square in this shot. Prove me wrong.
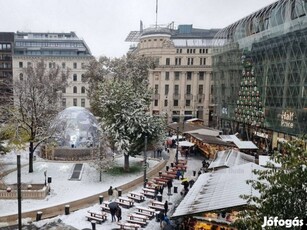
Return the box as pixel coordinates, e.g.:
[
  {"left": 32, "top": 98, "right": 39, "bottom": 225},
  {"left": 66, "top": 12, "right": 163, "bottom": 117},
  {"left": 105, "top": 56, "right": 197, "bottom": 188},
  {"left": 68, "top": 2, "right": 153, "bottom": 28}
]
[{"left": 0, "top": 0, "right": 307, "bottom": 230}]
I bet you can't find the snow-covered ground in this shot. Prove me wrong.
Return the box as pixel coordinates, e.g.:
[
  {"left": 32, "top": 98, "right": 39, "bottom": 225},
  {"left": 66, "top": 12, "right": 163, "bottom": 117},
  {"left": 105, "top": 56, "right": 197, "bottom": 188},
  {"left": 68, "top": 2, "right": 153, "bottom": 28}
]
[{"left": 0, "top": 148, "right": 204, "bottom": 230}]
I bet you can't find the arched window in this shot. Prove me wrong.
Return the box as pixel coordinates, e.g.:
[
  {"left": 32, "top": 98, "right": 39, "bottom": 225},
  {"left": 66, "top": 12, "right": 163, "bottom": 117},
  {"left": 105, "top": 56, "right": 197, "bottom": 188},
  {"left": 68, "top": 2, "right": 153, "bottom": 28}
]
[
  {"left": 81, "top": 86, "right": 86, "bottom": 94},
  {"left": 73, "top": 86, "right": 77, "bottom": 93}
]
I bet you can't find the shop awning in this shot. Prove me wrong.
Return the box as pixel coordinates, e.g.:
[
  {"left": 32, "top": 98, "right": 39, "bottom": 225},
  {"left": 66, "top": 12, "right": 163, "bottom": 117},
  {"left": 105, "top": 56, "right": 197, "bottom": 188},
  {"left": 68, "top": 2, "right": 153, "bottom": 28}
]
[
  {"left": 171, "top": 163, "right": 263, "bottom": 218},
  {"left": 208, "top": 149, "right": 255, "bottom": 169}
]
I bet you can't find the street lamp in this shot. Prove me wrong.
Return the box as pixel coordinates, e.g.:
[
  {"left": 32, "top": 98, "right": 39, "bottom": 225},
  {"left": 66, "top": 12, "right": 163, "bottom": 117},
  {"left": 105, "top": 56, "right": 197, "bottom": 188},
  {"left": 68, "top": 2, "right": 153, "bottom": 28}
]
[
  {"left": 176, "top": 126, "right": 179, "bottom": 164},
  {"left": 7, "top": 155, "right": 22, "bottom": 230},
  {"left": 143, "top": 136, "right": 148, "bottom": 188}
]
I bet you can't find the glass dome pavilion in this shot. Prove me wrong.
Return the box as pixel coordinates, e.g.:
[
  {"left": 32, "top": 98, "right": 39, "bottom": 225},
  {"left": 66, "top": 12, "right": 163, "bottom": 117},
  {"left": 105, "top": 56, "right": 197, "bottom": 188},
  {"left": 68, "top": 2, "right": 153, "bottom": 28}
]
[{"left": 50, "top": 107, "right": 100, "bottom": 148}]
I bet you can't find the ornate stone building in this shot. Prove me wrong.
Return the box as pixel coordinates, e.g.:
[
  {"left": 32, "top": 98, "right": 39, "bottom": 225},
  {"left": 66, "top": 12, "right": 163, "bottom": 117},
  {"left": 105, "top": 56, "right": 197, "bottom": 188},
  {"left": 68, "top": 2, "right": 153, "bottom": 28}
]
[{"left": 126, "top": 24, "right": 220, "bottom": 125}]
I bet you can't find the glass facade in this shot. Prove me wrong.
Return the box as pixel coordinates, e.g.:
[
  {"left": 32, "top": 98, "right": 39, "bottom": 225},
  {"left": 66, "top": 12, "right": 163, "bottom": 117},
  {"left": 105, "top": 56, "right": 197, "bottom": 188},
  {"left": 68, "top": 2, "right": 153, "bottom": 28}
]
[{"left": 213, "top": 0, "right": 307, "bottom": 139}]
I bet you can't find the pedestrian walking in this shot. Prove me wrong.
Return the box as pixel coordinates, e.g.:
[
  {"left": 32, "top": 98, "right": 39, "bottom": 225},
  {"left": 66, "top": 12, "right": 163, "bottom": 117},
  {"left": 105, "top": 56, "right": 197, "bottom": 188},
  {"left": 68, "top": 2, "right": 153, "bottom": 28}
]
[
  {"left": 154, "top": 186, "right": 159, "bottom": 200},
  {"left": 115, "top": 206, "right": 122, "bottom": 221},
  {"left": 108, "top": 186, "right": 113, "bottom": 201},
  {"left": 164, "top": 200, "right": 168, "bottom": 215},
  {"left": 167, "top": 179, "right": 173, "bottom": 195},
  {"left": 159, "top": 184, "right": 164, "bottom": 195},
  {"left": 113, "top": 187, "right": 118, "bottom": 201}
]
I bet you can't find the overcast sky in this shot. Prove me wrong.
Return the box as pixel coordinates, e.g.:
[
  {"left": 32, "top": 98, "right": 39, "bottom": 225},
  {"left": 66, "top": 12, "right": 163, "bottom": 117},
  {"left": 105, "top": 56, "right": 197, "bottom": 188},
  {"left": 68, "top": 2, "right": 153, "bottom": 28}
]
[{"left": 1, "top": 0, "right": 277, "bottom": 58}]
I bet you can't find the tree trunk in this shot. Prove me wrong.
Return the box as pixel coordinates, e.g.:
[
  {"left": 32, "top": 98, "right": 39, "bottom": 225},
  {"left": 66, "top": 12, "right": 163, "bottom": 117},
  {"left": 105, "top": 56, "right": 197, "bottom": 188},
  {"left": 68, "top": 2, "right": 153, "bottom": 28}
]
[
  {"left": 124, "top": 154, "right": 130, "bottom": 172},
  {"left": 29, "top": 141, "right": 34, "bottom": 173}
]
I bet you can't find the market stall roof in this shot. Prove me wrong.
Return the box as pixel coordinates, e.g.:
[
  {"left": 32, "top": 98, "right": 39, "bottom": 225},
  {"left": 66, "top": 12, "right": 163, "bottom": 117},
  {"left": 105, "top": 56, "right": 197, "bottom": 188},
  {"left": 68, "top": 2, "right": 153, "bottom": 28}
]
[
  {"left": 219, "top": 135, "right": 258, "bottom": 150},
  {"left": 169, "top": 135, "right": 185, "bottom": 140},
  {"left": 176, "top": 141, "right": 195, "bottom": 147},
  {"left": 168, "top": 122, "right": 222, "bottom": 136},
  {"left": 208, "top": 149, "right": 255, "bottom": 169},
  {"left": 171, "top": 163, "right": 263, "bottom": 218},
  {"left": 189, "top": 133, "right": 233, "bottom": 146}
]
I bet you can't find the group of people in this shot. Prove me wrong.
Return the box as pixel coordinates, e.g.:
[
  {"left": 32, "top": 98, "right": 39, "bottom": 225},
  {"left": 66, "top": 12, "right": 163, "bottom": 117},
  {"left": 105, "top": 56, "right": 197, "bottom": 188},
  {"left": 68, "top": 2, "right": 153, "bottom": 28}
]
[
  {"left": 108, "top": 186, "right": 118, "bottom": 201},
  {"left": 108, "top": 186, "right": 121, "bottom": 222}
]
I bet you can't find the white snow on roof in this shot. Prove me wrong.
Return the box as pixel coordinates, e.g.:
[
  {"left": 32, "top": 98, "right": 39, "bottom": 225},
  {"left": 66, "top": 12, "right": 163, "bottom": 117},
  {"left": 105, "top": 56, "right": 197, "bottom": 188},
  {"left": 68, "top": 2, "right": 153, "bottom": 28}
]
[
  {"left": 184, "top": 128, "right": 221, "bottom": 136},
  {"left": 219, "top": 135, "right": 258, "bottom": 149},
  {"left": 259, "top": 155, "right": 281, "bottom": 168},
  {"left": 172, "top": 163, "right": 263, "bottom": 218},
  {"left": 177, "top": 141, "right": 195, "bottom": 147},
  {"left": 208, "top": 149, "right": 255, "bottom": 169}
]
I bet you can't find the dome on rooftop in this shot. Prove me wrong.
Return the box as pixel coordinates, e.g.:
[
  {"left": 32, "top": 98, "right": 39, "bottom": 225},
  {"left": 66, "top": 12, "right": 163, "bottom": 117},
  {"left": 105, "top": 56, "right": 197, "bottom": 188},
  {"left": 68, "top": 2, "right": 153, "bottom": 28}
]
[{"left": 50, "top": 107, "right": 100, "bottom": 148}]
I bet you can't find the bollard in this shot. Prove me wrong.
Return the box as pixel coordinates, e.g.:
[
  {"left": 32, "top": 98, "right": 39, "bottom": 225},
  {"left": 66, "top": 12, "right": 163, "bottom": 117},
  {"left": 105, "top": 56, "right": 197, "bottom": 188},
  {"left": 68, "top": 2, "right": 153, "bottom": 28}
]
[
  {"left": 173, "top": 186, "right": 178, "bottom": 194},
  {"left": 166, "top": 165, "right": 169, "bottom": 171},
  {"left": 99, "top": 195, "right": 104, "bottom": 204},
  {"left": 157, "top": 194, "right": 162, "bottom": 202},
  {"left": 193, "top": 171, "right": 196, "bottom": 176},
  {"left": 159, "top": 171, "right": 162, "bottom": 177},
  {"left": 36, "top": 211, "right": 43, "bottom": 221},
  {"left": 91, "top": 220, "right": 96, "bottom": 230},
  {"left": 118, "top": 189, "right": 122, "bottom": 197},
  {"left": 65, "top": 205, "right": 70, "bottom": 215}
]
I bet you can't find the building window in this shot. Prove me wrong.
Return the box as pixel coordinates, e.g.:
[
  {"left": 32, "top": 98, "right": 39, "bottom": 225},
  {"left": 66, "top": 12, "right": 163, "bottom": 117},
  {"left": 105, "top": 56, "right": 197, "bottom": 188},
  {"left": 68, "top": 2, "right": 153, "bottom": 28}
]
[
  {"left": 19, "top": 62, "right": 23, "bottom": 68},
  {"left": 187, "top": 72, "right": 192, "bottom": 80},
  {"left": 154, "top": 84, "right": 159, "bottom": 94},
  {"left": 19, "top": 73, "right": 23, "bottom": 81},
  {"left": 165, "top": 72, "right": 169, "bottom": 80},
  {"left": 173, "top": 100, "right": 179, "bottom": 107},
  {"left": 73, "top": 74, "right": 77, "bottom": 81},
  {"left": 154, "top": 100, "right": 158, "bottom": 106},
  {"left": 164, "top": 100, "right": 168, "bottom": 107},
  {"left": 175, "top": 57, "right": 181, "bottom": 65},
  {"left": 27, "top": 62, "right": 32, "bottom": 67},
  {"left": 73, "top": 98, "right": 77, "bottom": 106},
  {"left": 81, "top": 86, "right": 86, "bottom": 94},
  {"left": 200, "top": 58, "right": 206, "bottom": 65},
  {"left": 73, "top": 62, "right": 77, "bottom": 69},
  {"left": 174, "top": 72, "right": 180, "bottom": 80},
  {"left": 186, "top": 100, "right": 191, "bottom": 107},
  {"left": 62, "top": 88, "right": 66, "bottom": 93},
  {"left": 81, "top": 63, "right": 85, "bottom": 69},
  {"left": 62, "top": 62, "right": 66, "bottom": 68},
  {"left": 187, "top": 58, "right": 194, "bottom": 65},
  {"left": 81, "top": 98, "right": 85, "bottom": 107},
  {"left": 73, "top": 86, "right": 77, "bottom": 93},
  {"left": 198, "top": 85, "right": 204, "bottom": 94},
  {"left": 199, "top": 72, "right": 204, "bottom": 80},
  {"left": 174, "top": 85, "right": 179, "bottom": 95},
  {"left": 48, "top": 62, "right": 55, "bottom": 68},
  {"left": 186, "top": 85, "right": 191, "bottom": 95},
  {"left": 176, "top": 49, "right": 182, "bottom": 53},
  {"left": 62, "top": 98, "right": 66, "bottom": 107},
  {"left": 166, "top": 58, "right": 170, "bottom": 65},
  {"left": 165, "top": 85, "right": 169, "bottom": 95}
]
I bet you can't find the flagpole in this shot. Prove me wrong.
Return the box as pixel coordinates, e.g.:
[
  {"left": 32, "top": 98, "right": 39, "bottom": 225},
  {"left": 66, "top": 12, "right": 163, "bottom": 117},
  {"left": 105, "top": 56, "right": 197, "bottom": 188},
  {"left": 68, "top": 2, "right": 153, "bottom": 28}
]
[{"left": 155, "top": 0, "right": 158, "bottom": 28}]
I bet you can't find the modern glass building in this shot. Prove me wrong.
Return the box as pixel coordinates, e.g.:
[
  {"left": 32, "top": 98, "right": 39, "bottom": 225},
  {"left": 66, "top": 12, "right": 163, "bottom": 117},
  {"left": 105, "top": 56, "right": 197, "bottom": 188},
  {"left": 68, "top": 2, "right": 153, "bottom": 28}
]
[{"left": 212, "top": 0, "right": 307, "bottom": 151}]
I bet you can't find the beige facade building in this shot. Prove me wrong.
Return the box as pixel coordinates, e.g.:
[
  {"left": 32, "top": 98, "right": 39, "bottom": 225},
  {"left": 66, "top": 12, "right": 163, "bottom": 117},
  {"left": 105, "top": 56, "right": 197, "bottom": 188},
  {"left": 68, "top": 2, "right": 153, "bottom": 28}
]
[
  {"left": 12, "top": 32, "right": 94, "bottom": 109},
  {"left": 126, "top": 24, "right": 219, "bottom": 125}
]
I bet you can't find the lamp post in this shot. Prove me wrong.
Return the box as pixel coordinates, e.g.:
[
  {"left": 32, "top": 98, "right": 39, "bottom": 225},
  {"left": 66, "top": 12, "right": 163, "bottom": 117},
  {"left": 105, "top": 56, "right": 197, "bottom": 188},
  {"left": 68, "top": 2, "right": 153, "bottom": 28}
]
[
  {"left": 7, "top": 155, "right": 22, "bottom": 229},
  {"left": 143, "top": 136, "right": 148, "bottom": 188},
  {"left": 176, "top": 126, "right": 179, "bottom": 164}
]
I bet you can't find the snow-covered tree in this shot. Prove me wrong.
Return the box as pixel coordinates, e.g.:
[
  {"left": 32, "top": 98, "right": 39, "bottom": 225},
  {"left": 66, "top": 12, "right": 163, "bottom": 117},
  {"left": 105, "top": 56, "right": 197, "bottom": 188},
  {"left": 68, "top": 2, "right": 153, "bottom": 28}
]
[
  {"left": 86, "top": 54, "right": 165, "bottom": 171},
  {"left": 234, "top": 137, "right": 307, "bottom": 230},
  {"left": 1, "top": 60, "right": 69, "bottom": 173}
]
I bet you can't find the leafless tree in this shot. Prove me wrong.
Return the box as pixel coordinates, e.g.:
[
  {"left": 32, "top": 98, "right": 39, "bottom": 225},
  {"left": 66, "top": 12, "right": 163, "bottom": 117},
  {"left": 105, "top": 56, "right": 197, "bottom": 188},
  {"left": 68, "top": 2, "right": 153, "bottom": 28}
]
[{"left": 2, "top": 59, "right": 69, "bottom": 173}]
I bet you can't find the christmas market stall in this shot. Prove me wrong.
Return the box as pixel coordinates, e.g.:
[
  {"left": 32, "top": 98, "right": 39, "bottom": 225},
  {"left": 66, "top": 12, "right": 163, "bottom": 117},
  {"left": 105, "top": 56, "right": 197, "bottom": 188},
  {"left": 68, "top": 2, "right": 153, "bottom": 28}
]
[{"left": 171, "top": 163, "right": 264, "bottom": 230}]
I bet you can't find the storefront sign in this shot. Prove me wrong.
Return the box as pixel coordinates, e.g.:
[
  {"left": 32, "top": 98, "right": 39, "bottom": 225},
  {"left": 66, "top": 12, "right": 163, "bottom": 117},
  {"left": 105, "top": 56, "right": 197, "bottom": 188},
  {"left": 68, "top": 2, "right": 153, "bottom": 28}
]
[{"left": 281, "top": 111, "right": 294, "bottom": 128}]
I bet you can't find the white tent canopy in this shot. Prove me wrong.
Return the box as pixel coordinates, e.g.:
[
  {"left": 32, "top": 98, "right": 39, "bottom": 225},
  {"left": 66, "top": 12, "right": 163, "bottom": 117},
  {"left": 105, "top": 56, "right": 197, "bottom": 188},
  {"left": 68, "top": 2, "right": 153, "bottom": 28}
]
[
  {"left": 172, "top": 163, "right": 264, "bottom": 218},
  {"left": 219, "top": 135, "right": 258, "bottom": 150}
]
